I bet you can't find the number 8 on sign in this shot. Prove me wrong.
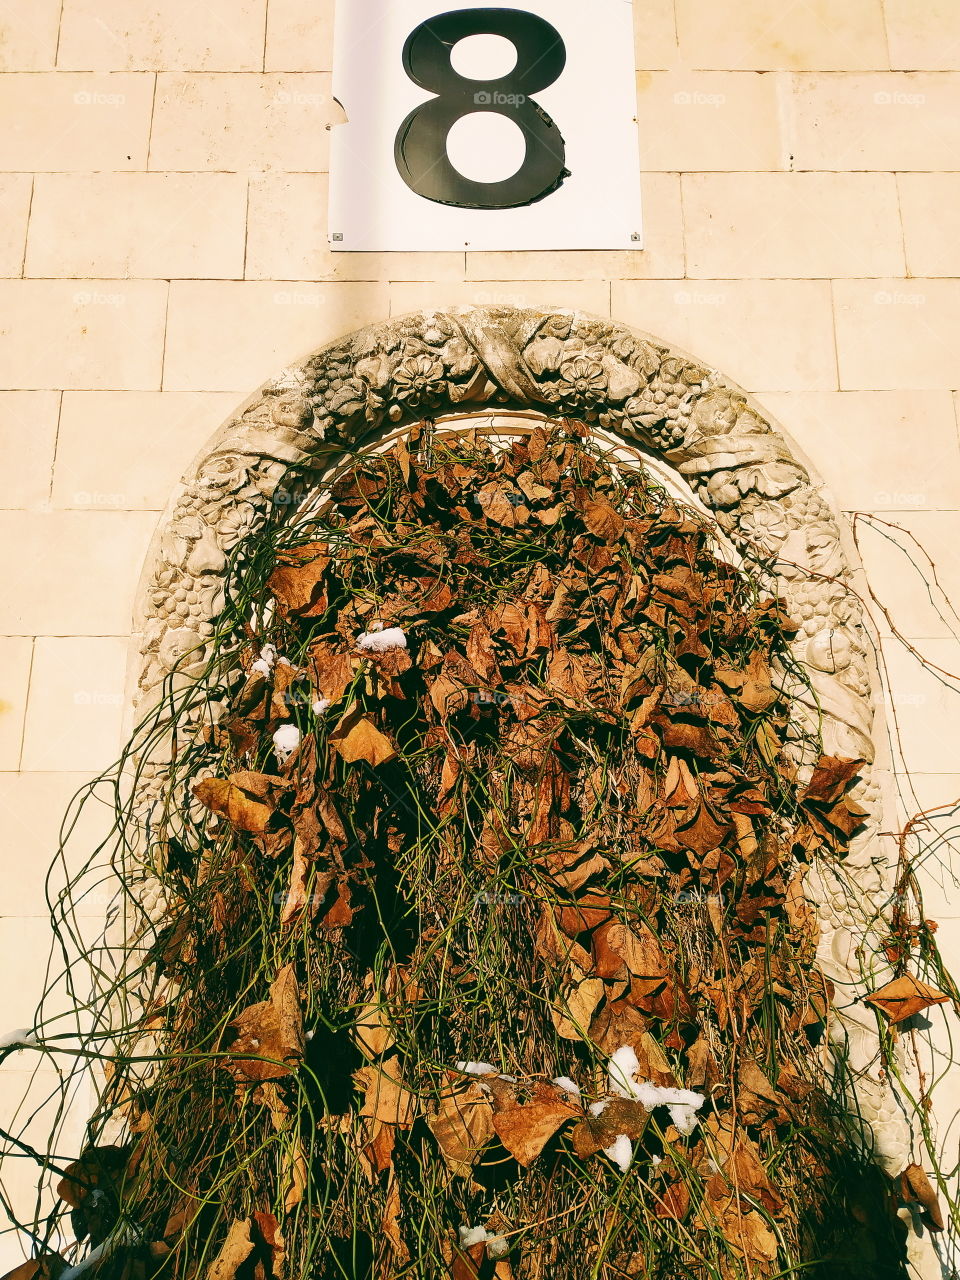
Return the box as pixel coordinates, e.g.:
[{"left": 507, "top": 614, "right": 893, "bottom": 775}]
[{"left": 394, "top": 7, "right": 569, "bottom": 210}]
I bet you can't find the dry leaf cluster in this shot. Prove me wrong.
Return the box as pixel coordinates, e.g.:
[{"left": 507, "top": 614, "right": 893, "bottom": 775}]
[{"left": 23, "top": 426, "right": 945, "bottom": 1280}]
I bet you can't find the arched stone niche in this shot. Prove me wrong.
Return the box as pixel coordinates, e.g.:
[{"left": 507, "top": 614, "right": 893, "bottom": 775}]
[{"left": 127, "top": 306, "right": 937, "bottom": 1263}]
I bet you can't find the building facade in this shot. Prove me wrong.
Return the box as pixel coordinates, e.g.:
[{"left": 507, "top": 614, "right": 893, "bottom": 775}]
[{"left": 0, "top": 0, "right": 959, "bottom": 1272}]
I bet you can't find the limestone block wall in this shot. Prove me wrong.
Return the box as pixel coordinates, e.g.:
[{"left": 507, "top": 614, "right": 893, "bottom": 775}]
[{"left": 0, "top": 0, "right": 958, "bottom": 1265}]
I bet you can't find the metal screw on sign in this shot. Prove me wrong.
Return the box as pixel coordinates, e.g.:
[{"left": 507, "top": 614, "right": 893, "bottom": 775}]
[{"left": 332, "top": 232, "right": 344, "bottom": 242}]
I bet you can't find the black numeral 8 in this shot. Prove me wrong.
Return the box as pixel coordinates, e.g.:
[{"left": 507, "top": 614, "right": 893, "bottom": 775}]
[{"left": 395, "top": 7, "right": 568, "bottom": 210}]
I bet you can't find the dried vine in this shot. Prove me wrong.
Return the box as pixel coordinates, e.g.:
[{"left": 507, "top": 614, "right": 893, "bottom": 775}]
[{"left": 1, "top": 425, "right": 950, "bottom": 1280}]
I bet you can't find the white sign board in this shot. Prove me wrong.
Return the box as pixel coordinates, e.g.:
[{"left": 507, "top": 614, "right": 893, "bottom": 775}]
[{"left": 329, "top": 0, "right": 643, "bottom": 251}]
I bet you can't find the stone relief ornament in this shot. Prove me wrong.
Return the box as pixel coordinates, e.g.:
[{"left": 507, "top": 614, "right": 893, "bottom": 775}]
[{"left": 127, "top": 307, "right": 936, "bottom": 1267}]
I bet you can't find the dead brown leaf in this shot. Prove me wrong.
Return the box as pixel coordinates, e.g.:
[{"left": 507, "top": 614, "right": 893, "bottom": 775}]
[
  {"left": 490, "top": 1081, "right": 581, "bottom": 1166},
  {"left": 535, "top": 842, "right": 609, "bottom": 892},
  {"left": 784, "top": 870, "right": 819, "bottom": 946},
  {"left": 489, "top": 600, "right": 554, "bottom": 659},
  {"left": 547, "top": 648, "right": 589, "bottom": 702},
  {"left": 268, "top": 542, "right": 331, "bottom": 618},
  {"left": 193, "top": 772, "right": 291, "bottom": 836},
  {"left": 328, "top": 703, "right": 398, "bottom": 766},
  {"left": 582, "top": 497, "right": 626, "bottom": 543},
  {"left": 901, "top": 1162, "right": 945, "bottom": 1231},
  {"left": 556, "top": 894, "right": 613, "bottom": 936},
  {"left": 663, "top": 754, "right": 699, "bottom": 809},
  {"left": 282, "top": 1139, "right": 308, "bottom": 1211},
  {"left": 318, "top": 876, "right": 355, "bottom": 928},
  {"left": 465, "top": 618, "right": 500, "bottom": 684},
  {"left": 252, "top": 1211, "right": 286, "bottom": 1279},
  {"left": 0, "top": 1259, "right": 66, "bottom": 1280},
  {"left": 802, "top": 755, "right": 865, "bottom": 805},
  {"left": 659, "top": 1180, "right": 690, "bottom": 1223},
  {"left": 354, "top": 999, "right": 394, "bottom": 1059},
  {"left": 517, "top": 471, "right": 554, "bottom": 503},
  {"left": 718, "top": 651, "right": 778, "bottom": 714},
  {"left": 452, "top": 1242, "right": 485, "bottom": 1280},
  {"left": 864, "top": 973, "right": 950, "bottom": 1023},
  {"left": 356, "top": 1055, "right": 417, "bottom": 1129},
  {"left": 56, "top": 1145, "right": 127, "bottom": 1210},
  {"left": 570, "top": 1097, "right": 652, "bottom": 1158},
  {"left": 225, "top": 964, "right": 304, "bottom": 1082},
  {"left": 477, "top": 481, "right": 530, "bottom": 527},
  {"left": 308, "top": 641, "right": 357, "bottom": 705},
  {"left": 427, "top": 672, "right": 470, "bottom": 717},
  {"left": 737, "top": 1059, "right": 782, "bottom": 1129},
  {"left": 381, "top": 1173, "right": 410, "bottom": 1265},
  {"left": 206, "top": 1219, "right": 255, "bottom": 1280},
  {"left": 427, "top": 1077, "right": 494, "bottom": 1178},
  {"left": 552, "top": 965, "right": 606, "bottom": 1040},
  {"left": 354, "top": 1054, "right": 417, "bottom": 1173},
  {"left": 661, "top": 720, "right": 720, "bottom": 760},
  {"left": 675, "top": 803, "right": 731, "bottom": 856}
]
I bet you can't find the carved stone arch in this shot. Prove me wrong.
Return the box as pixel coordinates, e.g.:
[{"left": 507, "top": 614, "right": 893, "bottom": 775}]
[{"left": 127, "top": 306, "right": 926, "bottom": 1225}]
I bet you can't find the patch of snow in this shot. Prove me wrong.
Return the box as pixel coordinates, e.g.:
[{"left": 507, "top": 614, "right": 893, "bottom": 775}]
[
  {"left": 458, "top": 1226, "right": 488, "bottom": 1248},
  {"left": 357, "top": 627, "right": 407, "bottom": 654},
  {"left": 608, "top": 1045, "right": 641, "bottom": 1098},
  {"left": 0, "top": 1028, "right": 38, "bottom": 1051},
  {"left": 552, "top": 1076, "right": 581, "bottom": 1097},
  {"left": 273, "top": 724, "right": 302, "bottom": 762},
  {"left": 606, "top": 1045, "right": 706, "bottom": 1135},
  {"left": 458, "top": 1225, "right": 510, "bottom": 1260},
  {"left": 603, "top": 1133, "right": 634, "bottom": 1172},
  {"left": 669, "top": 1103, "right": 702, "bottom": 1136},
  {"left": 251, "top": 644, "right": 281, "bottom": 677},
  {"left": 486, "top": 1235, "right": 510, "bottom": 1260}
]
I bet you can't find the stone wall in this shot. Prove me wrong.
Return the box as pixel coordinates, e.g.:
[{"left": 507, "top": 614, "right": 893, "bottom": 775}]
[{"left": 0, "top": 0, "right": 959, "bottom": 1265}]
